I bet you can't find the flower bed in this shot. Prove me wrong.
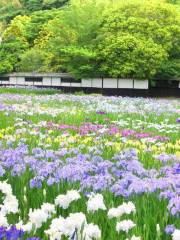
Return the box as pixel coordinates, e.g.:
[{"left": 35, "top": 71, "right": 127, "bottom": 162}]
[{"left": 0, "top": 90, "right": 179, "bottom": 239}]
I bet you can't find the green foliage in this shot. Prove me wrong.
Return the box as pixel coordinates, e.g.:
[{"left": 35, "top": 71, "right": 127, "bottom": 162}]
[
  {"left": 0, "top": 15, "right": 29, "bottom": 73},
  {"left": 59, "top": 46, "right": 98, "bottom": 78},
  {"left": 97, "top": 33, "right": 167, "bottom": 79},
  {"left": 0, "top": 60, "right": 13, "bottom": 73},
  {"left": 19, "top": 0, "right": 43, "bottom": 12},
  {"left": 0, "top": 1, "right": 23, "bottom": 23},
  {"left": 2, "top": 15, "right": 31, "bottom": 41},
  {"left": 156, "top": 59, "right": 180, "bottom": 79},
  {"left": 18, "top": 48, "right": 47, "bottom": 72},
  {"left": 31, "top": 0, "right": 107, "bottom": 76},
  {"left": 24, "top": 9, "right": 61, "bottom": 45},
  {"left": 0, "top": 39, "right": 28, "bottom": 73},
  {"left": 42, "top": 0, "right": 69, "bottom": 9},
  {"left": 0, "top": 0, "right": 179, "bottom": 80},
  {"left": 0, "top": 0, "right": 68, "bottom": 23},
  {"left": 96, "top": 0, "right": 180, "bottom": 79},
  {"left": 20, "top": 0, "right": 68, "bottom": 12}
]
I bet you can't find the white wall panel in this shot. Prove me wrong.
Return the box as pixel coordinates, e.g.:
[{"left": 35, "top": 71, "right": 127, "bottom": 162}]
[
  {"left": 16, "top": 77, "right": 24, "bottom": 85},
  {"left": 52, "top": 77, "right": 61, "bottom": 86},
  {"left": 61, "top": 82, "right": 71, "bottom": 87},
  {"left": 26, "top": 81, "right": 34, "bottom": 86},
  {"left": 71, "top": 82, "right": 81, "bottom": 87},
  {"left": 118, "top": 79, "right": 133, "bottom": 88},
  {"left": 103, "top": 78, "right": 117, "bottom": 88},
  {"left": 91, "top": 78, "right": 102, "bottom": 88},
  {"left": 2, "top": 81, "right": 10, "bottom": 85},
  {"left": 9, "top": 77, "right": 17, "bottom": 85},
  {"left": 134, "top": 79, "right": 148, "bottom": 89},
  {"left": 82, "top": 79, "right": 92, "bottom": 87},
  {"left": 34, "top": 82, "right": 43, "bottom": 86},
  {"left": 43, "top": 77, "right": 51, "bottom": 86}
]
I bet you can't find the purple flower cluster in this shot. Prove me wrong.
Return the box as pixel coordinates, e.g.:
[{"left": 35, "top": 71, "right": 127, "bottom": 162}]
[
  {"left": 165, "top": 224, "right": 175, "bottom": 234},
  {"left": 0, "top": 144, "right": 179, "bottom": 216},
  {"left": 155, "top": 153, "right": 179, "bottom": 165},
  {"left": 0, "top": 226, "right": 24, "bottom": 239},
  {"left": 0, "top": 226, "right": 40, "bottom": 240}
]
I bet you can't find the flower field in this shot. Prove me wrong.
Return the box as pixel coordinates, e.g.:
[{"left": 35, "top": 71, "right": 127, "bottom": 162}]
[{"left": 0, "top": 89, "right": 179, "bottom": 240}]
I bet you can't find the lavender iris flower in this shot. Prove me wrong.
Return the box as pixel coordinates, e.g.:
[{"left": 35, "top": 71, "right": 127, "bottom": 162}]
[{"left": 165, "top": 225, "right": 175, "bottom": 234}]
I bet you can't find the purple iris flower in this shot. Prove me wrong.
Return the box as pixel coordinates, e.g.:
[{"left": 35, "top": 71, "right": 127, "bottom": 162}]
[
  {"left": 165, "top": 225, "right": 175, "bottom": 234},
  {"left": 96, "top": 111, "right": 106, "bottom": 115},
  {"left": 0, "top": 226, "right": 24, "bottom": 240},
  {"left": 27, "top": 238, "right": 41, "bottom": 240}
]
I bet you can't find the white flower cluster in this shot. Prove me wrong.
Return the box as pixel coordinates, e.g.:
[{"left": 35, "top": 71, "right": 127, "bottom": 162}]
[
  {"left": 17, "top": 202, "right": 56, "bottom": 231},
  {"left": 116, "top": 220, "right": 136, "bottom": 233},
  {"left": 0, "top": 181, "right": 19, "bottom": 227},
  {"left": 126, "top": 236, "right": 141, "bottom": 240},
  {"left": 45, "top": 212, "right": 101, "bottom": 240},
  {"left": 108, "top": 201, "right": 136, "bottom": 219},
  {"left": 107, "top": 201, "right": 140, "bottom": 239},
  {"left": 17, "top": 189, "right": 80, "bottom": 232},
  {"left": 87, "top": 193, "right": 107, "bottom": 212},
  {"left": 0, "top": 183, "right": 141, "bottom": 240},
  {"left": 172, "top": 229, "right": 180, "bottom": 240},
  {"left": 55, "top": 190, "right": 80, "bottom": 209}
]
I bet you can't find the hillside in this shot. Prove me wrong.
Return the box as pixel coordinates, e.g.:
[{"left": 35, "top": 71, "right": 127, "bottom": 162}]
[{"left": 0, "top": 0, "right": 179, "bottom": 81}]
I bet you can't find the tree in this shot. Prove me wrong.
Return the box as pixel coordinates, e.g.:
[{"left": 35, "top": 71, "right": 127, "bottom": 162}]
[
  {"left": 0, "top": 1, "right": 23, "bottom": 23},
  {"left": 33, "top": 17, "right": 78, "bottom": 72},
  {"left": 42, "top": 0, "right": 69, "bottom": 9},
  {"left": 32, "top": 0, "right": 109, "bottom": 76},
  {"left": 18, "top": 48, "right": 47, "bottom": 72},
  {"left": 0, "top": 38, "right": 28, "bottom": 73},
  {"left": 23, "top": 9, "right": 60, "bottom": 45},
  {"left": 96, "top": 0, "right": 180, "bottom": 79},
  {"left": 2, "top": 15, "right": 30, "bottom": 41},
  {"left": 0, "top": 15, "right": 29, "bottom": 74},
  {"left": 19, "top": 0, "right": 43, "bottom": 12},
  {"left": 58, "top": 46, "right": 98, "bottom": 78},
  {"left": 97, "top": 33, "right": 167, "bottom": 79},
  {"left": 155, "top": 59, "right": 180, "bottom": 79},
  {"left": 0, "top": 0, "right": 179, "bottom": 79}
]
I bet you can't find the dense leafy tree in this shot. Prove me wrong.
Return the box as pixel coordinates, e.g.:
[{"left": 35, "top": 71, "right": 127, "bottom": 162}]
[
  {"left": 24, "top": 9, "right": 61, "bottom": 45},
  {"left": 2, "top": 15, "right": 30, "bottom": 40},
  {"left": 96, "top": 0, "right": 180, "bottom": 79},
  {"left": 0, "top": 0, "right": 179, "bottom": 81},
  {"left": 0, "top": 0, "right": 68, "bottom": 23},
  {"left": 32, "top": 17, "right": 78, "bottom": 72},
  {"left": 97, "top": 34, "right": 167, "bottom": 79},
  {"left": 0, "top": 1, "right": 23, "bottom": 23},
  {"left": 20, "top": 0, "right": 43, "bottom": 12},
  {"left": 29, "top": 0, "right": 107, "bottom": 76},
  {"left": 0, "top": 15, "right": 29, "bottom": 73},
  {"left": 155, "top": 59, "right": 180, "bottom": 79},
  {"left": 0, "top": 38, "right": 28, "bottom": 73},
  {"left": 18, "top": 48, "right": 47, "bottom": 71},
  {"left": 42, "top": 0, "right": 69, "bottom": 9}
]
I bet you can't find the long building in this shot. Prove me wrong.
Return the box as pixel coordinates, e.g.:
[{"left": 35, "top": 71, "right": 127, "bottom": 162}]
[
  {"left": 0, "top": 72, "right": 149, "bottom": 88},
  {"left": 0, "top": 72, "right": 179, "bottom": 97}
]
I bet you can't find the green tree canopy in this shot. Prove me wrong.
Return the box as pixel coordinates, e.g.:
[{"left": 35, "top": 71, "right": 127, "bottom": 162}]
[
  {"left": 0, "top": 0, "right": 179, "bottom": 80},
  {"left": 96, "top": 0, "right": 180, "bottom": 79}
]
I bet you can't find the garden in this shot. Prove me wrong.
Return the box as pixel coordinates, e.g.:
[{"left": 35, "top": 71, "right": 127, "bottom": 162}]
[{"left": 0, "top": 88, "right": 179, "bottom": 239}]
